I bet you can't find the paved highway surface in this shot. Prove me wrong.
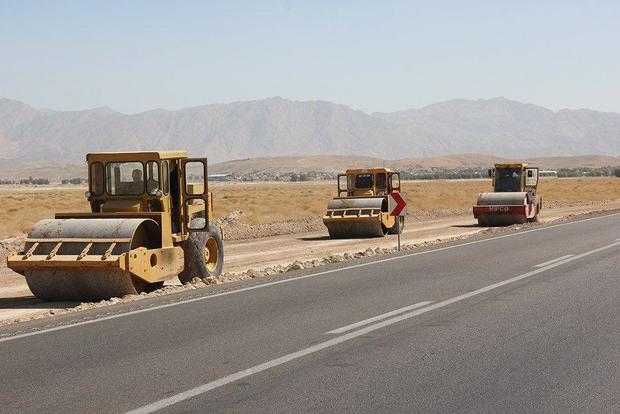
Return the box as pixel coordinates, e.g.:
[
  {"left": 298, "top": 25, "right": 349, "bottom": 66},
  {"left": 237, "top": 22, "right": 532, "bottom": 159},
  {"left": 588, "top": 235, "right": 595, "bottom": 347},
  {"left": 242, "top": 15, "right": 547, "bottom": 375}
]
[{"left": 0, "top": 212, "right": 619, "bottom": 413}]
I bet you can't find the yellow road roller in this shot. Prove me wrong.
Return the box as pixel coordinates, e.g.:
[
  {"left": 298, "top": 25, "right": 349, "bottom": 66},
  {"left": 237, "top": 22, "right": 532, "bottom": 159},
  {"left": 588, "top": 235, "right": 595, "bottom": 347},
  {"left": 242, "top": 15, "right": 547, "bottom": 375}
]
[
  {"left": 473, "top": 163, "right": 542, "bottom": 226},
  {"left": 7, "top": 151, "right": 223, "bottom": 301},
  {"left": 323, "top": 168, "right": 403, "bottom": 238}
]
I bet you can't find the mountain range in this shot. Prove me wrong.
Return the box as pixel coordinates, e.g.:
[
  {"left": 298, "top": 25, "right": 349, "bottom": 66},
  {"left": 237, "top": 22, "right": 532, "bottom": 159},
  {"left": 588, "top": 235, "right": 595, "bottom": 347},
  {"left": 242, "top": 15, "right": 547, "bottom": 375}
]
[{"left": 1, "top": 96, "right": 619, "bottom": 163}]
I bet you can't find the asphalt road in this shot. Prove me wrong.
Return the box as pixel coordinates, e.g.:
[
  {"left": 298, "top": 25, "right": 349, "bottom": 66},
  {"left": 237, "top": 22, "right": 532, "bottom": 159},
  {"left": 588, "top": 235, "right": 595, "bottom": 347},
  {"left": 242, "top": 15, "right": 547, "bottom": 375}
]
[{"left": 0, "top": 212, "right": 619, "bottom": 413}]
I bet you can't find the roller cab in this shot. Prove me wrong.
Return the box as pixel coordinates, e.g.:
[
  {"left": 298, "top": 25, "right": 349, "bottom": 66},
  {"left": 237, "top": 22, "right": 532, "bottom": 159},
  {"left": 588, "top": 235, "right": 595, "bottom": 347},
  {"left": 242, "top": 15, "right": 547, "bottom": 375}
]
[
  {"left": 473, "top": 163, "right": 542, "bottom": 226},
  {"left": 323, "top": 168, "right": 404, "bottom": 238},
  {"left": 7, "top": 150, "right": 224, "bottom": 301}
]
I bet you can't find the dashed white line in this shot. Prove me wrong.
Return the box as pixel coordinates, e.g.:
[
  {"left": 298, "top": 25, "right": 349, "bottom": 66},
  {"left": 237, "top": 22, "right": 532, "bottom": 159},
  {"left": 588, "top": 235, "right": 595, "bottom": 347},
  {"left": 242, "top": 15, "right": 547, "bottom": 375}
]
[
  {"left": 534, "top": 255, "right": 574, "bottom": 268},
  {"left": 126, "top": 239, "right": 620, "bottom": 414},
  {"left": 326, "top": 301, "right": 433, "bottom": 334}
]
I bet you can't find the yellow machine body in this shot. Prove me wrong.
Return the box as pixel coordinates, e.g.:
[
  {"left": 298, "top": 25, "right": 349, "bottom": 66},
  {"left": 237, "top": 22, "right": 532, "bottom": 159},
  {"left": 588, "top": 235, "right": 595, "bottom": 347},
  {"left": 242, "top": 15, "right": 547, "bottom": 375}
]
[
  {"left": 323, "top": 168, "right": 403, "bottom": 238},
  {"left": 7, "top": 150, "right": 221, "bottom": 301}
]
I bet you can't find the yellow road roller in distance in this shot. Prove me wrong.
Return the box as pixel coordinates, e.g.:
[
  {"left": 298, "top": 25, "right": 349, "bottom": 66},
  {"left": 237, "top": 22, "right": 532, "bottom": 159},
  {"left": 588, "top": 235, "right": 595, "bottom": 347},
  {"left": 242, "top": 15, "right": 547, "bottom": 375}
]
[
  {"left": 323, "top": 168, "right": 404, "bottom": 238},
  {"left": 7, "top": 150, "right": 224, "bottom": 301}
]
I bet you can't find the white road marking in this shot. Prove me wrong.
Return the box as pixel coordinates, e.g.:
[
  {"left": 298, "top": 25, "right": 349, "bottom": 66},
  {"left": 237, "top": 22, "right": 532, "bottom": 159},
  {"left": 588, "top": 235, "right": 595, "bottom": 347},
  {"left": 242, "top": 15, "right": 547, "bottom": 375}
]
[
  {"left": 534, "top": 255, "right": 574, "bottom": 268},
  {"left": 1, "top": 212, "right": 618, "bottom": 344},
  {"left": 326, "top": 301, "right": 433, "bottom": 334},
  {"left": 126, "top": 239, "right": 620, "bottom": 414}
]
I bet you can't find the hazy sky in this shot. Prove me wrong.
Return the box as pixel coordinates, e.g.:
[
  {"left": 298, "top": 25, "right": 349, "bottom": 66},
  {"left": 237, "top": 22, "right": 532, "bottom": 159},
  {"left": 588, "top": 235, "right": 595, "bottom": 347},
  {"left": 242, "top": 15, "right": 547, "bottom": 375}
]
[{"left": 1, "top": 0, "right": 619, "bottom": 114}]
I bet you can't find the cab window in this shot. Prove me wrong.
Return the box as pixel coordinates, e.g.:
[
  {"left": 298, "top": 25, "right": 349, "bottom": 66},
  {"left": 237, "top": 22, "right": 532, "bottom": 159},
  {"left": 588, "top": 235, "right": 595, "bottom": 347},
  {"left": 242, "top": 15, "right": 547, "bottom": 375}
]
[
  {"left": 146, "top": 161, "right": 160, "bottom": 195},
  {"left": 495, "top": 168, "right": 522, "bottom": 192},
  {"left": 162, "top": 160, "right": 170, "bottom": 195},
  {"left": 105, "top": 162, "right": 144, "bottom": 195},
  {"left": 376, "top": 173, "right": 387, "bottom": 189},
  {"left": 355, "top": 174, "right": 373, "bottom": 189},
  {"left": 389, "top": 173, "right": 400, "bottom": 191},
  {"left": 184, "top": 160, "right": 206, "bottom": 195},
  {"left": 90, "top": 162, "right": 104, "bottom": 195}
]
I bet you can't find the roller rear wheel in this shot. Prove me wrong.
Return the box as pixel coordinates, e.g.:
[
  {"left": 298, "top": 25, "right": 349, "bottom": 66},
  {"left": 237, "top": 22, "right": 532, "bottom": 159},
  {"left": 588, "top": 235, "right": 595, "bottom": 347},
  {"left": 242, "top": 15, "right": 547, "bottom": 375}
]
[{"left": 179, "top": 219, "right": 224, "bottom": 284}]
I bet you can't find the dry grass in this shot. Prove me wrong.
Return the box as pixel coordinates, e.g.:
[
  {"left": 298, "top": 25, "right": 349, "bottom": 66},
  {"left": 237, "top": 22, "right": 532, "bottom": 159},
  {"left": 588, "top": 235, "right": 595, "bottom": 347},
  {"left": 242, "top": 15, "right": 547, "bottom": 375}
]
[
  {"left": 213, "top": 181, "right": 333, "bottom": 224},
  {"left": 1, "top": 177, "right": 619, "bottom": 238},
  {"left": 214, "top": 177, "right": 620, "bottom": 223},
  {"left": 0, "top": 188, "right": 88, "bottom": 238}
]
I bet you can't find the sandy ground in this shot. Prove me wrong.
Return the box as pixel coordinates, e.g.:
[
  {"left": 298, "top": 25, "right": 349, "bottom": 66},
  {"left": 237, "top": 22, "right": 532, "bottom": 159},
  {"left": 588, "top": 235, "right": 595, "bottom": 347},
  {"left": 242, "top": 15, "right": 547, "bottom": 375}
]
[{"left": 1, "top": 200, "right": 619, "bottom": 326}]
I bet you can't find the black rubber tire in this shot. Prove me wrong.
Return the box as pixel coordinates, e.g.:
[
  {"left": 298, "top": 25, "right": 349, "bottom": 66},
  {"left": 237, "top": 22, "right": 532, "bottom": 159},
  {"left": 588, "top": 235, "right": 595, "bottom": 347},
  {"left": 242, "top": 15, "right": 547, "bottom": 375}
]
[
  {"left": 380, "top": 224, "right": 389, "bottom": 236},
  {"left": 178, "top": 219, "right": 224, "bottom": 284},
  {"left": 387, "top": 217, "right": 405, "bottom": 234}
]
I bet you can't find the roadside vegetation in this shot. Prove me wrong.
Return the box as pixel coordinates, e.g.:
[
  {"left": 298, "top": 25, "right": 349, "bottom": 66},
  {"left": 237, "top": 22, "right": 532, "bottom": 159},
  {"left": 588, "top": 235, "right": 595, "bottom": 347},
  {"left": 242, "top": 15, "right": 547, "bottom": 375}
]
[{"left": 203, "top": 166, "right": 620, "bottom": 182}]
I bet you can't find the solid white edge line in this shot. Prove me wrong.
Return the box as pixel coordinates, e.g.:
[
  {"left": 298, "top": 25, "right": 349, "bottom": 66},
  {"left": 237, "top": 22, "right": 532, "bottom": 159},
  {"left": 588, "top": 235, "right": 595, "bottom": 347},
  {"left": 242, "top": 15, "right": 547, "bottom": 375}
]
[
  {"left": 1, "top": 212, "right": 618, "bottom": 344},
  {"left": 126, "top": 239, "right": 620, "bottom": 414},
  {"left": 326, "top": 301, "right": 433, "bottom": 334},
  {"left": 534, "top": 255, "right": 574, "bottom": 268}
]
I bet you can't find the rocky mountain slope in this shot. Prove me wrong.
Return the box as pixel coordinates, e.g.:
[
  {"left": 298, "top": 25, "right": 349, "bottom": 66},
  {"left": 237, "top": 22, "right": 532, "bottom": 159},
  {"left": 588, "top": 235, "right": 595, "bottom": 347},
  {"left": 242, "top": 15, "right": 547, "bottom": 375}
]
[{"left": 1, "top": 97, "right": 619, "bottom": 163}]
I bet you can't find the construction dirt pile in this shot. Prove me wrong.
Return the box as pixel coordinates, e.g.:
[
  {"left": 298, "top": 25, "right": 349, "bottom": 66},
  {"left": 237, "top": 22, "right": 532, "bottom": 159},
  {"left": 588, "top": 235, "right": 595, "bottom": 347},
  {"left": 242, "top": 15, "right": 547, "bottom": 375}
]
[
  {"left": 217, "top": 199, "right": 620, "bottom": 240},
  {"left": 0, "top": 237, "right": 25, "bottom": 264},
  {"left": 412, "top": 208, "right": 470, "bottom": 220},
  {"left": 219, "top": 214, "right": 324, "bottom": 241},
  {"left": 1, "top": 200, "right": 617, "bottom": 251},
  {"left": 543, "top": 199, "right": 620, "bottom": 209},
  {"left": 1, "top": 198, "right": 618, "bottom": 252}
]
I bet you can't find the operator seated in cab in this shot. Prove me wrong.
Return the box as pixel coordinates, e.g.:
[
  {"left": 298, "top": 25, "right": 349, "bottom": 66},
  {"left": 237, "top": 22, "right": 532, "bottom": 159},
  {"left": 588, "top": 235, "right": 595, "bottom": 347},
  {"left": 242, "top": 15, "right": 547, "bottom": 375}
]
[
  {"left": 130, "top": 168, "right": 144, "bottom": 194},
  {"left": 495, "top": 168, "right": 521, "bottom": 192}
]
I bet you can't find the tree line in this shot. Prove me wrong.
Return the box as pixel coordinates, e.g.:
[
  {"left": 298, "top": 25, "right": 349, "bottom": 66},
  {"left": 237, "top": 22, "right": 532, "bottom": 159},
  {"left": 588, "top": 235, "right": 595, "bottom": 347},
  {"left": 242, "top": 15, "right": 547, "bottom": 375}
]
[{"left": 0, "top": 177, "right": 86, "bottom": 185}]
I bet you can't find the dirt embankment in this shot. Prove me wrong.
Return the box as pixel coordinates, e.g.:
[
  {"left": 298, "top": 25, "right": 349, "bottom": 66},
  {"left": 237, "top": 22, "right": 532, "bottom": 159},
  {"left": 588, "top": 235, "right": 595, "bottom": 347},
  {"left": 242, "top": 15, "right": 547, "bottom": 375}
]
[
  {"left": 0, "top": 238, "right": 24, "bottom": 264},
  {"left": 218, "top": 198, "right": 620, "bottom": 241},
  {"left": 218, "top": 211, "right": 324, "bottom": 241}
]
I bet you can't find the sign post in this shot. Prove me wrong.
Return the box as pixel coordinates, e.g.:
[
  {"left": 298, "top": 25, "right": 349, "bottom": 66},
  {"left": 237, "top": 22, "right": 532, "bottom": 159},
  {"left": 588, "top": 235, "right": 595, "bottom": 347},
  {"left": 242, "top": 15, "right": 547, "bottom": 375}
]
[{"left": 388, "top": 192, "right": 407, "bottom": 251}]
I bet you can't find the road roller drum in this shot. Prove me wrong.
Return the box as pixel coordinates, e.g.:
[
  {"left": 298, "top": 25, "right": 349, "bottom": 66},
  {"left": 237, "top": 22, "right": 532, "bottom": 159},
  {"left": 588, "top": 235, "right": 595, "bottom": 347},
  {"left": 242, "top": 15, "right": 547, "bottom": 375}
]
[
  {"left": 476, "top": 192, "right": 528, "bottom": 206},
  {"left": 15, "top": 218, "right": 162, "bottom": 301}
]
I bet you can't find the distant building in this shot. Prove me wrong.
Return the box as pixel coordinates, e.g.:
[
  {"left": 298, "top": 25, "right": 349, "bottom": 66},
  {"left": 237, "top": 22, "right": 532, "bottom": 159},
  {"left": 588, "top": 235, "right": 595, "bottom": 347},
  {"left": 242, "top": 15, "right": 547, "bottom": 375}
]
[
  {"left": 208, "top": 173, "right": 233, "bottom": 181},
  {"left": 540, "top": 170, "right": 558, "bottom": 177}
]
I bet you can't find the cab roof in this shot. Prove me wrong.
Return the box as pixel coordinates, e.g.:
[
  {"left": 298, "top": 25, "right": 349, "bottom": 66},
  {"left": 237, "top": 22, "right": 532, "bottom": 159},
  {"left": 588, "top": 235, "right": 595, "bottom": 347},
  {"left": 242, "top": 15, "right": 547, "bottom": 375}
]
[
  {"left": 345, "top": 167, "right": 394, "bottom": 174},
  {"left": 86, "top": 150, "right": 188, "bottom": 161},
  {"left": 494, "top": 162, "right": 528, "bottom": 169}
]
